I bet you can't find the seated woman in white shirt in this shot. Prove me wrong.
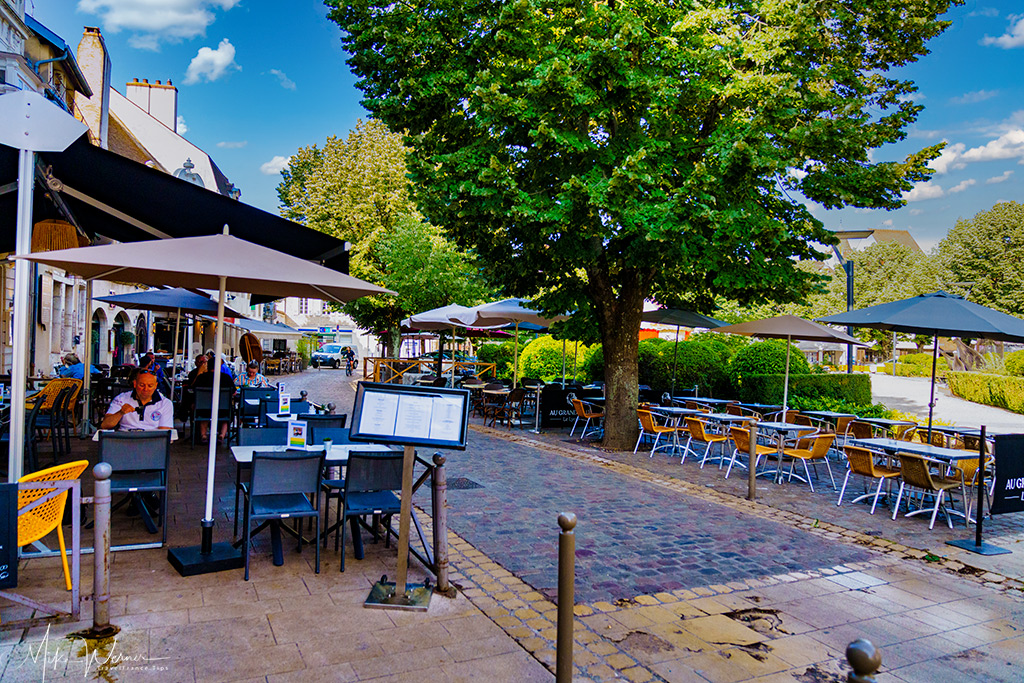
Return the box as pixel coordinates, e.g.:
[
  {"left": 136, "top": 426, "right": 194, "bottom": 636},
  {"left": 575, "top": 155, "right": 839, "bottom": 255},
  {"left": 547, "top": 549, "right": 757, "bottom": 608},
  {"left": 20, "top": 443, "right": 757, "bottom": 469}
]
[{"left": 100, "top": 370, "right": 174, "bottom": 431}]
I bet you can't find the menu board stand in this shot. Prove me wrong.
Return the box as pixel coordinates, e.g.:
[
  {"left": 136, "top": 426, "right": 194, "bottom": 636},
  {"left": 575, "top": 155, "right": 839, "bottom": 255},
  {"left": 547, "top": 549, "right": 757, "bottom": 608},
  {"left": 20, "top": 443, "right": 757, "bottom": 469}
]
[
  {"left": 349, "top": 382, "right": 469, "bottom": 611},
  {"left": 947, "top": 427, "right": 1013, "bottom": 556}
]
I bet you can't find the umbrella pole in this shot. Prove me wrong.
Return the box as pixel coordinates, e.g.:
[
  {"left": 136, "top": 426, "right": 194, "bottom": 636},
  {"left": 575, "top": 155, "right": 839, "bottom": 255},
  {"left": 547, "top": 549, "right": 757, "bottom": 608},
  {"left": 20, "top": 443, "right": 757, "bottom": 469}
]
[
  {"left": 170, "top": 307, "right": 181, "bottom": 400},
  {"left": 8, "top": 149, "right": 34, "bottom": 482},
  {"left": 561, "top": 338, "right": 566, "bottom": 386},
  {"left": 80, "top": 278, "right": 95, "bottom": 438},
  {"left": 513, "top": 322, "right": 520, "bottom": 387},
  {"left": 782, "top": 336, "right": 791, "bottom": 413},
  {"left": 927, "top": 334, "right": 938, "bottom": 442},
  {"left": 670, "top": 325, "right": 680, "bottom": 396},
  {"left": 203, "top": 276, "right": 227, "bottom": 550}
]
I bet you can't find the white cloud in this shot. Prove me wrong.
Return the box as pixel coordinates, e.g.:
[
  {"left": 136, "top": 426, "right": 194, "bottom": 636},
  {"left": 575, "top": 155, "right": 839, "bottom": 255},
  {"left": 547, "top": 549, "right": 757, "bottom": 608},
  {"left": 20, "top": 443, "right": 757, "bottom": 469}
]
[
  {"left": 909, "top": 208, "right": 924, "bottom": 216},
  {"left": 183, "top": 39, "right": 239, "bottom": 85},
  {"left": 217, "top": 140, "right": 248, "bottom": 149},
  {"left": 269, "top": 69, "right": 296, "bottom": 90},
  {"left": 881, "top": 219, "right": 894, "bottom": 226},
  {"left": 948, "top": 178, "right": 976, "bottom": 194},
  {"left": 968, "top": 8, "right": 999, "bottom": 18},
  {"left": 981, "top": 15, "right": 1024, "bottom": 48},
  {"left": 260, "top": 155, "right": 291, "bottom": 175},
  {"left": 176, "top": 115, "right": 187, "bottom": 135},
  {"left": 79, "top": 0, "right": 240, "bottom": 47},
  {"left": 961, "top": 129, "right": 1024, "bottom": 163},
  {"left": 930, "top": 142, "right": 966, "bottom": 174},
  {"left": 949, "top": 89, "right": 999, "bottom": 105},
  {"left": 903, "top": 181, "right": 944, "bottom": 202},
  {"left": 987, "top": 170, "right": 1014, "bottom": 184}
]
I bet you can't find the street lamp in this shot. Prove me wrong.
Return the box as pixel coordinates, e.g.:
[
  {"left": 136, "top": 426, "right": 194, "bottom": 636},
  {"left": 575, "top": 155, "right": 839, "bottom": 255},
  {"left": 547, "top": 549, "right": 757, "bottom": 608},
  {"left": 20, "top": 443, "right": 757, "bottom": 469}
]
[{"left": 829, "top": 229, "right": 875, "bottom": 373}]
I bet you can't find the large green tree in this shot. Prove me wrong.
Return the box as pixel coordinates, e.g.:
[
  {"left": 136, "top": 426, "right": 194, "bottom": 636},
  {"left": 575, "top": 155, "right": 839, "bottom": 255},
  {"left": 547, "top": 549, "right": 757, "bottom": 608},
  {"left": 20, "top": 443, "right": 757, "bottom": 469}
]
[
  {"left": 331, "top": 0, "right": 952, "bottom": 448},
  {"left": 277, "top": 120, "right": 491, "bottom": 353},
  {"left": 937, "top": 201, "right": 1024, "bottom": 316}
]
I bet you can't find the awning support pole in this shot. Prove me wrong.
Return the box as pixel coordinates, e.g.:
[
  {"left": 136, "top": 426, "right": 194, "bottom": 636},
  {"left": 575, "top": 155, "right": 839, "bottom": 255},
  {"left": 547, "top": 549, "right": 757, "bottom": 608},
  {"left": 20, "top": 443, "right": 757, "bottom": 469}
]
[{"left": 9, "top": 149, "right": 35, "bottom": 483}]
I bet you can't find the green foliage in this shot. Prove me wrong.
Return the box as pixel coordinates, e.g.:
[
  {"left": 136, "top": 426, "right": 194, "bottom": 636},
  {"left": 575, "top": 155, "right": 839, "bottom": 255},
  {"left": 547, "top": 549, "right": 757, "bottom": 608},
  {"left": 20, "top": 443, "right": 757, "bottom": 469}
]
[
  {"left": 729, "top": 341, "right": 810, "bottom": 388},
  {"left": 737, "top": 374, "right": 872, "bottom": 406},
  {"left": 1005, "top": 350, "right": 1024, "bottom": 377},
  {"left": 581, "top": 344, "right": 604, "bottom": 383},
  {"left": 937, "top": 202, "right": 1024, "bottom": 316},
  {"left": 899, "top": 352, "right": 947, "bottom": 368},
  {"left": 946, "top": 372, "right": 1024, "bottom": 414},
  {"left": 118, "top": 330, "right": 136, "bottom": 347},
  {"left": 476, "top": 341, "right": 515, "bottom": 380},
  {"left": 518, "top": 335, "right": 588, "bottom": 383},
  {"left": 788, "top": 395, "right": 891, "bottom": 419},
  {"left": 330, "top": 0, "right": 954, "bottom": 446}
]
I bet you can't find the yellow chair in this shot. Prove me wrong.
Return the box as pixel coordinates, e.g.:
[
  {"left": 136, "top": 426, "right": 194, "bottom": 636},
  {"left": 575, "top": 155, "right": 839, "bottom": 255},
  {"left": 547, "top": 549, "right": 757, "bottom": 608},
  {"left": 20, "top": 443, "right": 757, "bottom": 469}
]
[
  {"left": 725, "top": 427, "right": 776, "bottom": 479},
  {"left": 26, "top": 378, "right": 82, "bottom": 412},
  {"left": 18, "top": 460, "right": 90, "bottom": 591},
  {"left": 838, "top": 446, "right": 901, "bottom": 514},
  {"left": 685, "top": 418, "right": 729, "bottom": 468}
]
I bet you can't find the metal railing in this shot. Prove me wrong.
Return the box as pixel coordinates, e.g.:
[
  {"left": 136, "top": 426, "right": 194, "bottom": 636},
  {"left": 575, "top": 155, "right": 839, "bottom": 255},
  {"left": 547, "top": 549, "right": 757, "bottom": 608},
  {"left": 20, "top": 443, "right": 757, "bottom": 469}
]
[{"left": 365, "top": 357, "right": 497, "bottom": 385}]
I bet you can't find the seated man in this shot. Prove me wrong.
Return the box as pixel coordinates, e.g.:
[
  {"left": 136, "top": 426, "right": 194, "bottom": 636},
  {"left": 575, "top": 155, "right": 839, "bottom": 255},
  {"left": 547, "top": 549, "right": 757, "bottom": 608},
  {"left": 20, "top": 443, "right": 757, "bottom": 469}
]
[
  {"left": 100, "top": 369, "right": 174, "bottom": 431},
  {"left": 239, "top": 361, "right": 272, "bottom": 388},
  {"left": 139, "top": 351, "right": 167, "bottom": 386},
  {"left": 58, "top": 353, "right": 99, "bottom": 379}
]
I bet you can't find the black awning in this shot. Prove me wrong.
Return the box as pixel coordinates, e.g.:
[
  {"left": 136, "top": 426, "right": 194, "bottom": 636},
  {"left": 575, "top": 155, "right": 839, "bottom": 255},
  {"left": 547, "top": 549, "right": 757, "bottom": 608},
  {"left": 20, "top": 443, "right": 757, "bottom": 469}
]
[{"left": 0, "top": 137, "right": 349, "bottom": 273}]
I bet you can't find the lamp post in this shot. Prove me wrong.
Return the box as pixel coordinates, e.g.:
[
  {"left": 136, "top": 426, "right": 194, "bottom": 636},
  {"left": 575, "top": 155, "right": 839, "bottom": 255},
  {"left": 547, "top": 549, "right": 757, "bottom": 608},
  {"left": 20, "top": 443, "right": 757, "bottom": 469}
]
[{"left": 829, "top": 230, "right": 874, "bottom": 374}]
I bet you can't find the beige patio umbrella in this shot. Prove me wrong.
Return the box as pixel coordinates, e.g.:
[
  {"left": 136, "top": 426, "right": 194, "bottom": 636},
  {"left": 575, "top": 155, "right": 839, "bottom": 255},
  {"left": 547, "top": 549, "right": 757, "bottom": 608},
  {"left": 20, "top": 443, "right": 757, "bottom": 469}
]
[
  {"left": 713, "top": 315, "right": 864, "bottom": 411},
  {"left": 15, "top": 229, "right": 393, "bottom": 575}
]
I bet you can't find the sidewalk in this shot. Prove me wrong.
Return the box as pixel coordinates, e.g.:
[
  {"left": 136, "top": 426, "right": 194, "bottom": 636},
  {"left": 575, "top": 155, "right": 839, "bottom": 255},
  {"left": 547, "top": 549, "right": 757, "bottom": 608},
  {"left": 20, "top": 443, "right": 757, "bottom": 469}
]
[{"left": 3, "top": 368, "right": 1023, "bottom": 682}]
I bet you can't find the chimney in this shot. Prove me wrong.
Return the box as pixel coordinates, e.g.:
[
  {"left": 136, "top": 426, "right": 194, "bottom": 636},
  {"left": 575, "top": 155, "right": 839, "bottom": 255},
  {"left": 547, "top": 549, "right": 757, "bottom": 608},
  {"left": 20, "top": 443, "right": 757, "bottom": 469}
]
[
  {"left": 125, "top": 77, "right": 179, "bottom": 133},
  {"left": 76, "top": 27, "right": 111, "bottom": 148}
]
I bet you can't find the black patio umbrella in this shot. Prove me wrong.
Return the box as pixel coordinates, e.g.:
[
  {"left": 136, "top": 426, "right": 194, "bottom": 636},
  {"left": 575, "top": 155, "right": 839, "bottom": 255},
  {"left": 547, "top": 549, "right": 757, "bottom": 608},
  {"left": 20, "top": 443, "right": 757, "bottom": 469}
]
[
  {"left": 642, "top": 308, "right": 727, "bottom": 394},
  {"left": 817, "top": 291, "right": 1024, "bottom": 439}
]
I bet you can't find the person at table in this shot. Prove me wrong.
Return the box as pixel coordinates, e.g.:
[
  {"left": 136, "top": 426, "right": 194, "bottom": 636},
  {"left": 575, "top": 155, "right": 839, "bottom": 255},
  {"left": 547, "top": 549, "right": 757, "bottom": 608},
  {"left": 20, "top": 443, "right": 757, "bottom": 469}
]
[
  {"left": 139, "top": 351, "right": 166, "bottom": 385},
  {"left": 100, "top": 369, "right": 174, "bottom": 431},
  {"left": 239, "top": 361, "right": 272, "bottom": 388},
  {"left": 58, "top": 353, "right": 100, "bottom": 379},
  {"left": 193, "top": 360, "right": 237, "bottom": 444}
]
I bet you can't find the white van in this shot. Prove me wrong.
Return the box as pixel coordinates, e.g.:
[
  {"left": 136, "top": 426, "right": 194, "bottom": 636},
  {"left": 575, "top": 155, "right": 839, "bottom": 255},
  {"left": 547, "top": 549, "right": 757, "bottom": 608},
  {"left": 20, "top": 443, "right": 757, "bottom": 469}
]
[{"left": 311, "top": 343, "right": 350, "bottom": 369}]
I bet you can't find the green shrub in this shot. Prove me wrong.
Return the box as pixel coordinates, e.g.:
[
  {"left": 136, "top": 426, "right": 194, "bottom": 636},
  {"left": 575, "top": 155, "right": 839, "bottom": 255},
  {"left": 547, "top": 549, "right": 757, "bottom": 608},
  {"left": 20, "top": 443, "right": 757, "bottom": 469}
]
[
  {"left": 735, "top": 373, "right": 872, "bottom": 406},
  {"left": 946, "top": 372, "right": 1024, "bottom": 414},
  {"left": 729, "top": 340, "right": 810, "bottom": 390},
  {"left": 899, "top": 352, "right": 947, "bottom": 370},
  {"left": 1005, "top": 350, "right": 1024, "bottom": 377},
  {"left": 581, "top": 344, "right": 603, "bottom": 382},
  {"left": 476, "top": 341, "right": 515, "bottom": 379},
  {"left": 518, "top": 335, "right": 588, "bottom": 383},
  {"left": 637, "top": 339, "right": 672, "bottom": 391}
]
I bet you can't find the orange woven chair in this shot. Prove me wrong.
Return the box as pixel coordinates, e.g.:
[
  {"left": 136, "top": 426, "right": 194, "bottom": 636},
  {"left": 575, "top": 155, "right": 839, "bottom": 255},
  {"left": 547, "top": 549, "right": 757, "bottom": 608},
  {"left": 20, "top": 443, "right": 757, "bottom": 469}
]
[
  {"left": 26, "top": 378, "right": 82, "bottom": 412},
  {"left": 838, "top": 446, "right": 901, "bottom": 514},
  {"left": 725, "top": 427, "right": 775, "bottom": 479},
  {"left": 635, "top": 409, "right": 678, "bottom": 457},
  {"left": 18, "top": 460, "right": 90, "bottom": 591},
  {"left": 684, "top": 418, "right": 729, "bottom": 468}
]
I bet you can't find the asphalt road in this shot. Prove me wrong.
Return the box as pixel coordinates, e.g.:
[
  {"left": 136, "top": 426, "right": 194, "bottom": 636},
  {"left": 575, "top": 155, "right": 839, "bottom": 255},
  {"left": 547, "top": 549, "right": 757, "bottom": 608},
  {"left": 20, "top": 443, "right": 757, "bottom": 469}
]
[{"left": 870, "top": 372, "right": 1024, "bottom": 433}]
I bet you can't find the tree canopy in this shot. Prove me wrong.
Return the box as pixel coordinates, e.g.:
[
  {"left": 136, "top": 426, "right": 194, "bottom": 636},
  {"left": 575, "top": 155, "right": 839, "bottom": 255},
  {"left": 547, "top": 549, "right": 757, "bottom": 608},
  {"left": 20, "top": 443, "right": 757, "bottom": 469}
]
[
  {"left": 937, "top": 201, "right": 1024, "bottom": 317},
  {"left": 330, "top": 0, "right": 954, "bottom": 447}
]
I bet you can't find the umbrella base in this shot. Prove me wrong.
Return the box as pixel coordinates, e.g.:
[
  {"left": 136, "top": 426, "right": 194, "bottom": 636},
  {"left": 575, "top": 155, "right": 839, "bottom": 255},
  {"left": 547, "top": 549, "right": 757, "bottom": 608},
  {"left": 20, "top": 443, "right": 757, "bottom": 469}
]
[
  {"left": 168, "top": 542, "right": 244, "bottom": 576},
  {"left": 945, "top": 539, "right": 1011, "bottom": 556}
]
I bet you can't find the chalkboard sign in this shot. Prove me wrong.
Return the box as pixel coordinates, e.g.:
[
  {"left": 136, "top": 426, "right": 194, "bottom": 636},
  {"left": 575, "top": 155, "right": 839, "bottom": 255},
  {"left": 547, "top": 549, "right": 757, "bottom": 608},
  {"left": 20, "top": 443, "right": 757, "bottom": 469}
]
[
  {"left": 991, "top": 434, "right": 1024, "bottom": 516},
  {"left": 350, "top": 382, "right": 469, "bottom": 450},
  {"left": 0, "top": 482, "right": 17, "bottom": 589}
]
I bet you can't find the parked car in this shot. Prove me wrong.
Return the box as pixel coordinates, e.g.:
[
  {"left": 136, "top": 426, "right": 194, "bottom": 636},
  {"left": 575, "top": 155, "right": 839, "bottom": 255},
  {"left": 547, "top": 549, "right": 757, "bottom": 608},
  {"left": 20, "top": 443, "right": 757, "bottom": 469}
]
[{"left": 311, "top": 343, "right": 354, "bottom": 369}]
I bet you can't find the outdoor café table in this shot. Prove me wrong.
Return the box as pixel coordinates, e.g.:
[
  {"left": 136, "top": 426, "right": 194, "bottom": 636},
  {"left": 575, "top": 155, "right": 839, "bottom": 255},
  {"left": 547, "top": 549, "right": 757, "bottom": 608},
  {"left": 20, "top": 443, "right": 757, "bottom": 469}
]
[
  {"left": 231, "top": 442, "right": 397, "bottom": 565},
  {"left": 650, "top": 406, "right": 707, "bottom": 456},
  {"left": 482, "top": 388, "right": 510, "bottom": 426},
  {"left": 849, "top": 437, "right": 982, "bottom": 524},
  {"left": 801, "top": 410, "right": 857, "bottom": 424},
  {"left": 756, "top": 421, "right": 817, "bottom": 483},
  {"left": 266, "top": 412, "right": 321, "bottom": 424},
  {"left": 738, "top": 403, "right": 783, "bottom": 417},
  {"left": 684, "top": 397, "right": 736, "bottom": 412},
  {"left": 857, "top": 417, "right": 917, "bottom": 436},
  {"left": 927, "top": 425, "right": 999, "bottom": 448}
]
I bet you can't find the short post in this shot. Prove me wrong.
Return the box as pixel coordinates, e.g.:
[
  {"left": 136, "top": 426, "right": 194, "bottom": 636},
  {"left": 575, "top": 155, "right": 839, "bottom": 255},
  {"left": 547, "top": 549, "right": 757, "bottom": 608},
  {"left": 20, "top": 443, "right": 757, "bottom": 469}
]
[
  {"left": 90, "top": 463, "right": 118, "bottom": 637},
  {"left": 556, "top": 513, "right": 576, "bottom": 683},
  {"left": 747, "top": 420, "right": 758, "bottom": 501},
  {"left": 431, "top": 453, "right": 451, "bottom": 594},
  {"left": 326, "top": 402, "right": 336, "bottom": 415},
  {"left": 846, "top": 638, "right": 881, "bottom": 683}
]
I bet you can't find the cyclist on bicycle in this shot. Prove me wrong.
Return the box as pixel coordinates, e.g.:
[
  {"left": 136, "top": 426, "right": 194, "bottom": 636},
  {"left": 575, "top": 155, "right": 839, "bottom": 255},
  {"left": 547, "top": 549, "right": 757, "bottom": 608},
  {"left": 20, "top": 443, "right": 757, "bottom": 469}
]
[{"left": 343, "top": 346, "right": 356, "bottom": 376}]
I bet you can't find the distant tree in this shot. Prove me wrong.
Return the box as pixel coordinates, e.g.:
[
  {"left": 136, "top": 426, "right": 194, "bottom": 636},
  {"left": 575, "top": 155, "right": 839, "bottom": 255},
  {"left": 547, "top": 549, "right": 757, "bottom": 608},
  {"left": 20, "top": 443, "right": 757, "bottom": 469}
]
[
  {"left": 331, "top": 0, "right": 953, "bottom": 448},
  {"left": 276, "top": 120, "right": 491, "bottom": 353},
  {"left": 937, "top": 201, "right": 1024, "bottom": 316}
]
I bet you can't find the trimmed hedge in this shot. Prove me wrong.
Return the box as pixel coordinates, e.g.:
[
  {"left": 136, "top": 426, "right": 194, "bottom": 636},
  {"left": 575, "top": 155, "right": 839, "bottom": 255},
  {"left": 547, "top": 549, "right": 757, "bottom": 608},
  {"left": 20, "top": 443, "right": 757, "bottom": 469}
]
[
  {"left": 946, "top": 372, "right": 1024, "bottom": 414},
  {"left": 735, "top": 373, "right": 872, "bottom": 406},
  {"left": 1005, "top": 350, "right": 1024, "bottom": 377}
]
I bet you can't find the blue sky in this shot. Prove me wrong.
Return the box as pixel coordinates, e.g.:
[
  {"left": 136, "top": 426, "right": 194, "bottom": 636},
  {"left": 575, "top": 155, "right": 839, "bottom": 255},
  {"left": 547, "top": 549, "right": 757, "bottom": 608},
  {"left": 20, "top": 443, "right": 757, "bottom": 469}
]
[{"left": 31, "top": 1, "right": 1024, "bottom": 251}]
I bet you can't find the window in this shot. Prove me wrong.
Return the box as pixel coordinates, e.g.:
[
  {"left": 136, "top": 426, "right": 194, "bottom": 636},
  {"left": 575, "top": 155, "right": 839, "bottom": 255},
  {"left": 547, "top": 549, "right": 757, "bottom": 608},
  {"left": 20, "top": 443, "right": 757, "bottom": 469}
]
[{"left": 298, "top": 298, "right": 308, "bottom": 314}]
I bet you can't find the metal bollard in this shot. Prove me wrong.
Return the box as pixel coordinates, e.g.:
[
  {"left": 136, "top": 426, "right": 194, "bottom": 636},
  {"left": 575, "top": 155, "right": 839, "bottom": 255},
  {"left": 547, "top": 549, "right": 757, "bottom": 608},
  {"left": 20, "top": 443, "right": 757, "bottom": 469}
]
[
  {"left": 89, "top": 463, "right": 119, "bottom": 637},
  {"left": 846, "top": 639, "right": 881, "bottom": 682},
  {"left": 556, "top": 513, "right": 576, "bottom": 683},
  {"left": 431, "top": 453, "right": 451, "bottom": 595},
  {"left": 326, "top": 402, "right": 336, "bottom": 415},
  {"left": 747, "top": 421, "right": 758, "bottom": 501}
]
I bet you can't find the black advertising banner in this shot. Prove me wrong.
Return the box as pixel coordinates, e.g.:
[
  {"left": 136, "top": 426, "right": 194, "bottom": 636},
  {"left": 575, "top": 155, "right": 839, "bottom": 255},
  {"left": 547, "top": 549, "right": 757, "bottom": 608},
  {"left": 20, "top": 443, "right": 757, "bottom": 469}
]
[
  {"left": 0, "top": 482, "right": 17, "bottom": 589},
  {"left": 991, "top": 434, "right": 1024, "bottom": 516}
]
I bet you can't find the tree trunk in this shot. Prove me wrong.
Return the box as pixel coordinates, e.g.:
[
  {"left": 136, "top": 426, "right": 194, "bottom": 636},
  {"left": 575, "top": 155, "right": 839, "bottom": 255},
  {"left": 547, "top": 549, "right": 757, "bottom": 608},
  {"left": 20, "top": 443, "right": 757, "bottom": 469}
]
[{"left": 589, "top": 263, "right": 645, "bottom": 451}]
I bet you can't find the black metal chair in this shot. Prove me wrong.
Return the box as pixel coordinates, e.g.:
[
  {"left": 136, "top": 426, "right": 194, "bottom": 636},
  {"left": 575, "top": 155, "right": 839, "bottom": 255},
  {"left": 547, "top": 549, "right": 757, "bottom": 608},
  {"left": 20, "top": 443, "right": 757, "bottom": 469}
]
[
  {"left": 35, "top": 385, "right": 74, "bottom": 463},
  {"left": 328, "top": 451, "right": 404, "bottom": 572},
  {"left": 258, "top": 398, "right": 310, "bottom": 426},
  {"left": 239, "top": 387, "right": 278, "bottom": 427},
  {"left": 242, "top": 450, "right": 324, "bottom": 580},
  {"left": 233, "top": 426, "right": 289, "bottom": 535},
  {"left": 192, "top": 386, "right": 234, "bottom": 447},
  {"left": 99, "top": 430, "right": 172, "bottom": 544}
]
